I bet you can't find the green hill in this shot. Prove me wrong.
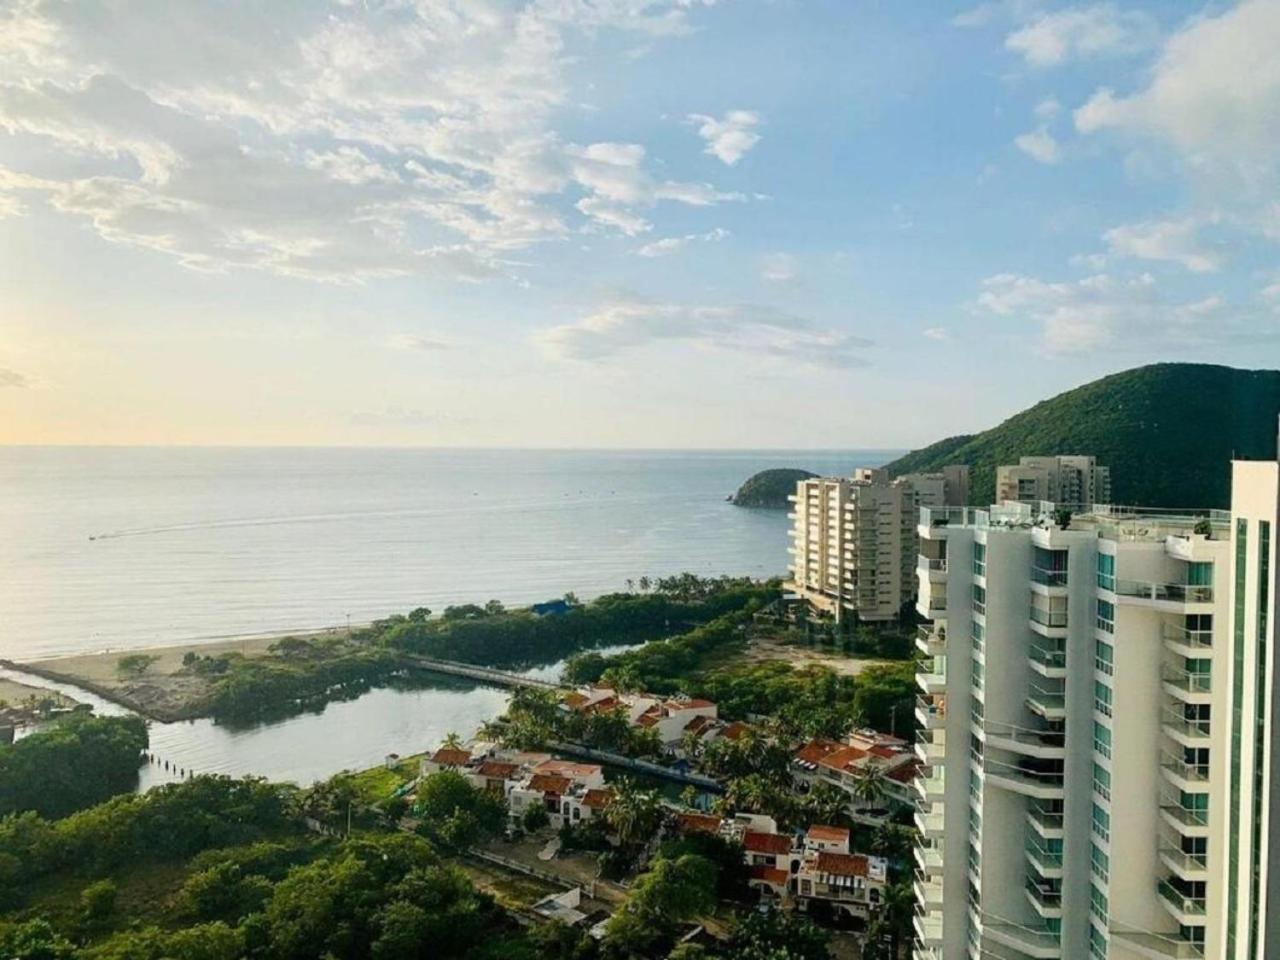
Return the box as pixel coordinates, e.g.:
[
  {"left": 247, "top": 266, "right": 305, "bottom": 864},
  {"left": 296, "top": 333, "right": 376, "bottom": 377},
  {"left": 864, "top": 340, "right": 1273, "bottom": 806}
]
[
  {"left": 730, "top": 468, "right": 817, "bottom": 508},
  {"left": 884, "top": 363, "right": 1280, "bottom": 509}
]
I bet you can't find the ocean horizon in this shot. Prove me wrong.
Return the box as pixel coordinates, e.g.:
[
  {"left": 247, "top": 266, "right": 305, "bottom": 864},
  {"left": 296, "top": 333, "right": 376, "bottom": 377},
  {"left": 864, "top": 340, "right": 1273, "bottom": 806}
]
[{"left": 1, "top": 446, "right": 901, "bottom": 660}]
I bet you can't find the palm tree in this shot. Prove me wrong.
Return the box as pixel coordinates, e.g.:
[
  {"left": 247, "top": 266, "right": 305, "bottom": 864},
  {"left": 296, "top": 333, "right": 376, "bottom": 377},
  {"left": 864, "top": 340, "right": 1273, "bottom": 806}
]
[
  {"left": 851, "top": 764, "right": 888, "bottom": 809},
  {"left": 441, "top": 731, "right": 463, "bottom": 750},
  {"left": 604, "top": 778, "right": 663, "bottom": 852},
  {"left": 805, "top": 780, "right": 848, "bottom": 826}
]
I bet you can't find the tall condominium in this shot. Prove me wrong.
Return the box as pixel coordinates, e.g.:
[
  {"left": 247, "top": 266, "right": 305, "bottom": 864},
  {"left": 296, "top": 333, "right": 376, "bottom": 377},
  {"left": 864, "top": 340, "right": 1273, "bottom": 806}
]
[
  {"left": 997, "top": 455, "right": 1112, "bottom": 507},
  {"left": 788, "top": 465, "right": 968, "bottom": 623},
  {"left": 912, "top": 456, "right": 1280, "bottom": 960}
]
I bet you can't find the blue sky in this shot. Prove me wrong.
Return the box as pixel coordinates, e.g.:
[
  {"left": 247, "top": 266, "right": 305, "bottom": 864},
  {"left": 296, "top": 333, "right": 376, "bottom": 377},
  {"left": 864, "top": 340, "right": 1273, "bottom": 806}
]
[{"left": 1, "top": 0, "right": 1277, "bottom": 447}]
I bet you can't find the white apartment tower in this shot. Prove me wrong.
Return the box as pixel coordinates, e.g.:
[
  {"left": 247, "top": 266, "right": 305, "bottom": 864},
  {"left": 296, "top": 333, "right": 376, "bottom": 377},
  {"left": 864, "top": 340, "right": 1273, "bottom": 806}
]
[
  {"left": 912, "top": 457, "right": 1280, "bottom": 960},
  {"left": 998, "top": 455, "right": 1112, "bottom": 507},
  {"left": 788, "top": 465, "right": 968, "bottom": 623}
]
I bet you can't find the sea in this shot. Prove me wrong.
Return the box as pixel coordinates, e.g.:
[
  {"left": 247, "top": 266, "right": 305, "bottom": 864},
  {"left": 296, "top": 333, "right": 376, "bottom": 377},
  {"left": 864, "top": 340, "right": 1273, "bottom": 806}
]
[{"left": 1, "top": 447, "right": 895, "bottom": 786}]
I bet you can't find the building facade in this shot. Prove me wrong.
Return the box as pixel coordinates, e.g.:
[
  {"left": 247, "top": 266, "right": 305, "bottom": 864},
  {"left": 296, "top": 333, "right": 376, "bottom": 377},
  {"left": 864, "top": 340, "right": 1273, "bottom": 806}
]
[
  {"left": 788, "top": 465, "right": 969, "bottom": 623},
  {"left": 996, "top": 455, "right": 1112, "bottom": 507},
  {"left": 912, "top": 458, "right": 1280, "bottom": 960}
]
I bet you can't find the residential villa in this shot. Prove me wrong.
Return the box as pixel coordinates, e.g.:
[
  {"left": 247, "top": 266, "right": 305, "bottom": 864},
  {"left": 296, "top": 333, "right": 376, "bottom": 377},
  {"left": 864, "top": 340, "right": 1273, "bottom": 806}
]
[
  {"left": 562, "top": 686, "right": 728, "bottom": 754},
  {"left": 791, "top": 728, "right": 919, "bottom": 820},
  {"left": 677, "top": 813, "right": 889, "bottom": 924}
]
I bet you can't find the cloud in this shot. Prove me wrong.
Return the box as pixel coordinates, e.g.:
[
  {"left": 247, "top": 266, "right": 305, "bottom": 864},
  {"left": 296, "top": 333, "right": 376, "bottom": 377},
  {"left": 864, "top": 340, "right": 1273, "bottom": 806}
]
[
  {"left": 759, "top": 252, "right": 797, "bottom": 282},
  {"left": 0, "top": 0, "right": 732, "bottom": 281},
  {"left": 973, "top": 270, "right": 1242, "bottom": 353},
  {"left": 1103, "top": 218, "right": 1220, "bottom": 273},
  {"left": 922, "top": 327, "right": 950, "bottom": 341},
  {"left": 1006, "top": 4, "right": 1157, "bottom": 67},
  {"left": 1073, "top": 0, "right": 1280, "bottom": 226},
  {"left": 636, "top": 227, "right": 729, "bottom": 257},
  {"left": 536, "top": 296, "right": 871, "bottom": 369},
  {"left": 1015, "top": 126, "right": 1062, "bottom": 164},
  {"left": 387, "top": 333, "right": 452, "bottom": 352},
  {"left": 0, "top": 368, "right": 29, "bottom": 388},
  {"left": 687, "top": 110, "right": 762, "bottom": 165}
]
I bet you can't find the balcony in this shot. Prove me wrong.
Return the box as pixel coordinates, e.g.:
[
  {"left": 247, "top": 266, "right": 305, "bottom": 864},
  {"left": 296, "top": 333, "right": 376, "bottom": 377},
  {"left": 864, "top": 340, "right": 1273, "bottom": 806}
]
[
  {"left": 915, "top": 843, "right": 945, "bottom": 877},
  {"left": 1162, "top": 712, "right": 1211, "bottom": 748},
  {"left": 1028, "top": 640, "right": 1067, "bottom": 678},
  {"left": 984, "top": 721, "right": 1065, "bottom": 760},
  {"left": 915, "top": 732, "right": 946, "bottom": 766},
  {"left": 1024, "top": 834, "right": 1063, "bottom": 878},
  {"left": 1116, "top": 580, "right": 1214, "bottom": 609},
  {"left": 1109, "top": 931, "right": 1205, "bottom": 959},
  {"left": 915, "top": 808, "right": 945, "bottom": 839},
  {"left": 914, "top": 909, "right": 944, "bottom": 949},
  {"left": 917, "top": 767, "right": 945, "bottom": 804},
  {"left": 1163, "top": 623, "right": 1214, "bottom": 656},
  {"left": 1026, "top": 682, "right": 1066, "bottom": 721},
  {"left": 916, "top": 624, "right": 946, "bottom": 656},
  {"left": 1026, "top": 800, "right": 1065, "bottom": 838},
  {"left": 1029, "top": 605, "right": 1068, "bottom": 637},
  {"left": 1160, "top": 752, "right": 1209, "bottom": 792},
  {"left": 984, "top": 758, "right": 1064, "bottom": 800},
  {"left": 916, "top": 694, "right": 947, "bottom": 730},
  {"left": 1156, "top": 879, "right": 1206, "bottom": 925},
  {"left": 1031, "top": 566, "right": 1069, "bottom": 589},
  {"left": 1159, "top": 803, "right": 1210, "bottom": 838},
  {"left": 1162, "top": 668, "right": 1212, "bottom": 703},
  {"left": 915, "top": 870, "right": 944, "bottom": 909},
  {"left": 918, "top": 658, "right": 947, "bottom": 695},
  {"left": 1159, "top": 845, "right": 1208, "bottom": 882},
  {"left": 918, "top": 555, "right": 949, "bottom": 583},
  {"left": 982, "top": 916, "right": 1062, "bottom": 960},
  {"left": 1024, "top": 878, "right": 1062, "bottom": 918}
]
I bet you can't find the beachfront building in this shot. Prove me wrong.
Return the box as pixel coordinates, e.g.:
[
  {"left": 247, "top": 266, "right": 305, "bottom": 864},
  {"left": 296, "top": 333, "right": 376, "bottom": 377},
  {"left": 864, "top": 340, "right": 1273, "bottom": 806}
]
[
  {"left": 996, "top": 455, "right": 1112, "bottom": 508},
  {"left": 678, "top": 813, "right": 889, "bottom": 923},
  {"left": 788, "top": 465, "right": 969, "bottom": 624},
  {"left": 791, "top": 728, "right": 919, "bottom": 823},
  {"left": 911, "top": 454, "right": 1280, "bottom": 960}
]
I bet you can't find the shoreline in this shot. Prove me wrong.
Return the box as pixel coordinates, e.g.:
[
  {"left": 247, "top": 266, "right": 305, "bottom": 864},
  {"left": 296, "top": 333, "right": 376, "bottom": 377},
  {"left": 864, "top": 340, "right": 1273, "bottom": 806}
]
[{"left": 5, "top": 624, "right": 355, "bottom": 724}]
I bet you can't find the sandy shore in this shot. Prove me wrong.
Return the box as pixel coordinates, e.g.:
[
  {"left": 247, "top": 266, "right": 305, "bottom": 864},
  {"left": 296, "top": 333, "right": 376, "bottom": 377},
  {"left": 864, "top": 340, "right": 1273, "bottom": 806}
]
[
  {"left": 0, "top": 677, "right": 77, "bottom": 726},
  {"left": 10, "top": 626, "right": 352, "bottom": 722}
]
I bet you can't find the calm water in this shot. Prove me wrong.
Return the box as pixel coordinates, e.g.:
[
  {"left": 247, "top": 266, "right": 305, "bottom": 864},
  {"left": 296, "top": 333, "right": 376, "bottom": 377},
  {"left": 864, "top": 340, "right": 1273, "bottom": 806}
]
[{"left": 1, "top": 447, "right": 895, "bottom": 786}]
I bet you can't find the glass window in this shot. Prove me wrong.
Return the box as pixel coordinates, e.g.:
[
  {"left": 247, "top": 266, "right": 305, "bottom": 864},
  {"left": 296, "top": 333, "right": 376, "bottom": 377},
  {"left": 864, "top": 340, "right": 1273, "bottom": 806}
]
[
  {"left": 1091, "top": 841, "right": 1109, "bottom": 881},
  {"left": 972, "top": 541, "right": 986, "bottom": 577},
  {"left": 1096, "top": 639, "right": 1114, "bottom": 676},
  {"left": 1096, "top": 598, "right": 1115, "bottom": 634},
  {"left": 1093, "top": 762, "right": 1111, "bottom": 801},
  {"left": 1094, "top": 680, "right": 1113, "bottom": 718},
  {"left": 972, "top": 583, "right": 986, "bottom": 614},
  {"left": 1097, "top": 553, "right": 1116, "bottom": 591},
  {"left": 1093, "top": 720, "right": 1112, "bottom": 759},
  {"left": 1092, "top": 802, "right": 1111, "bottom": 842}
]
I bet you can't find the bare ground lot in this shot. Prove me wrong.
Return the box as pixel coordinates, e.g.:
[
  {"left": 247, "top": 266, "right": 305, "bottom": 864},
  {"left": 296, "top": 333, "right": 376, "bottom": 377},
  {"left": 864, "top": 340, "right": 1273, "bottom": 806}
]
[{"left": 740, "top": 634, "right": 893, "bottom": 677}]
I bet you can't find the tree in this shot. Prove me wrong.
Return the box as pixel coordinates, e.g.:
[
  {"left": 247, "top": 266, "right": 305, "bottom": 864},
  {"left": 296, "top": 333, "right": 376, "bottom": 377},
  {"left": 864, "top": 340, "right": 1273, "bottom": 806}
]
[
  {"left": 116, "top": 653, "right": 159, "bottom": 677},
  {"left": 603, "top": 853, "right": 717, "bottom": 954},
  {"left": 80, "top": 878, "right": 118, "bottom": 925},
  {"left": 441, "top": 731, "right": 464, "bottom": 750},
  {"left": 0, "top": 919, "right": 77, "bottom": 960},
  {"left": 603, "top": 779, "right": 663, "bottom": 854},
  {"left": 522, "top": 803, "right": 550, "bottom": 834},
  {"left": 484, "top": 599, "right": 506, "bottom": 616},
  {"left": 724, "top": 909, "right": 830, "bottom": 960},
  {"left": 850, "top": 765, "right": 888, "bottom": 809},
  {"left": 407, "top": 607, "right": 432, "bottom": 623},
  {"left": 803, "top": 780, "right": 849, "bottom": 827}
]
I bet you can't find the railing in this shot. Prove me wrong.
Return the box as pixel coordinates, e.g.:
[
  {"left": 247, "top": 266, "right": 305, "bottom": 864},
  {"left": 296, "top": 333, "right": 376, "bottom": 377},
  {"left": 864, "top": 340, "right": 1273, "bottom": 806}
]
[
  {"left": 1160, "top": 803, "right": 1209, "bottom": 828},
  {"left": 1025, "top": 833, "right": 1063, "bottom": 869},
  {"left": 1025, "top": 878, "right": 1062, "bottom": 909},
  {"left": 1159, "top": 845, "right": 1208, "bottom": 873},
  {"left": 985, "top": 720, "right": 1065, "bottom": 750},
  {"left": 1029, "top": 606, "right": 1068, "bottom": 627},
  {"left": 918, "top": 557, "right": 949, "bottom": 572},
  {"left": 1161, "top": 751, "right": 1209, "bottom": 783},
  {"left": 1027, "top": 799, "right": 1064, "bottom": 832},
  {"left": 1157, "top": 879, "right": 1206, "bottom": 915},
  {"left": 1162, "top": 711, "right": 1211, "bottom": 740},
  {"left": 1026, "top": 682, "right": 1066, "bottom": 711},
  {"left": 1116, "top": 580, "right": 1214, "bottom": 604},
  {"left": 1163, "top": 624, "right": 1214, "bottom": 648},
  {"left": 917, "top": 694, "right": 947, "bottom": 722},
  {"left": 1028, "top": 640, "right": 1066, "bottom": 670},
  {"left": 1163, "top": 669, "right": 1212, "bottom": 694},
  {"left": 1031, "top": 566, "right": 1068, "bottom": 587}
]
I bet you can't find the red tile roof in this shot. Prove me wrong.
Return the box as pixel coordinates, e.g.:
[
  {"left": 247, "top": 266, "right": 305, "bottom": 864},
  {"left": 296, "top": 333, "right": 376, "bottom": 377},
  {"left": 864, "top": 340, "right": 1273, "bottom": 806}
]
[
  {"left": 749, "top": 865, "right": 790, "bottom": 887},
  {"left": 816, "top": 745, "right": 870, "bottom": 773},
  {"left": 527, "top": 774, "right": 572, "bottom": 794},
  {"left": 563, "top": 692, "right": 588, "bottom": 709},
  {"left": 683, "top": 715, "right": 714, "bottom": 735},
  {"left": 637, "top": 713, "right": 661, "bottom": 728},
  {"left": 430, "top": 748, "right": 472, "bottom": 767},
  {"left": 534, "top": 760, "right": 602, "bottom": 780},
  {"left": 720, "top": 721, "right": 750, "bottom": 741},
  {"left": 667, "top": 698, "right": 715, "bottom": 710},
  {"left": 807, "top": 825, "right": 850, "bottom": 844},
  {"left": 815, "top": 852, "right": 869, "bottom": 877},
  {"left": 744, "top": 831, "right": 794, "bottom": 856},
  {"left": 886, "top": 762, "right": 920, "bottom": 783},
  {"left": 794, "top": 739, "right": 842, "bottom": 765},
  {"left": 475, "top": 761, "right": 518, "bottom": 779},
  {"left": 581, "top": 788, "right": 614, "bottom": 810},
  {"left": 678, "top": 812, "right": 724, "bottom": 835}
]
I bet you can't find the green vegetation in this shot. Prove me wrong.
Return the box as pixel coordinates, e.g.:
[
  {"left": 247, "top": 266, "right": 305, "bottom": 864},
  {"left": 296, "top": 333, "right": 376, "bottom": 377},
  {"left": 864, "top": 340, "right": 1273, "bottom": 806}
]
[
  {"left": 201, "top": 577, "right": 778, "bottom": 725},
  {"left": 729, "top": 468, "right": 817, "bottom": 508},
  {"left": 884, "top": 362, "right": 1280, "bottom": 507},
  {"left": 0, "top": 714, "right": 147, "bottom": 820},
  {"left": 114, "top": 654, "right": 158, "bottom": 677}
]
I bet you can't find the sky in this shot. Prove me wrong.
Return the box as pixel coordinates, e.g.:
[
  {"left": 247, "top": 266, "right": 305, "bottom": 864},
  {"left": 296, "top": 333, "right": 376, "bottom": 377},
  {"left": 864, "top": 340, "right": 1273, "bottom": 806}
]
[{"left": 1, "top": 0, "right": 1279, "bottom": 449}]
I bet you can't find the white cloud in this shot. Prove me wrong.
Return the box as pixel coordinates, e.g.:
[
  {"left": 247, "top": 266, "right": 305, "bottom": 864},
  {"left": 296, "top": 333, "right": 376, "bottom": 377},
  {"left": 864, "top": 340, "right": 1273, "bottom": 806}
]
[
  {"left": 759, "top": 252, "right": 797, "bottom": 282},
  {"left": 922, "top": 327, "right": 950, "bottom": 341},
  {"left": 636, "top": 227, "right": 729, "bottom": 257},
  {"left": 1033, "top": 97, "right": 1060, "bottom": 121},
  {"left": 973, "top": 270, "right": 1239, "bottom": 353},
  {"left": 1074, "top": 0, "right": 1280, "bottom": 222},
  {"left": 1006, "top": 4, "right": 1157, "bottom": 67},
  {"left": 687, "top": 110, "right": 762, "bottom": 165},
  {"left": 536, "top": 296, "right": 871, "bottom": 368},
  {"left": 1103, "top": 218, "right": 1221, "bottom": 273},
  {"left": 387, "top": 333, "right": 452, "bottom": 352},
  {"left": 1015, "top": 126, "right": 1062, "bottom": 164},
  {"left": 0, "top": 368, "right": 29, "bottom": 388},
  {"left": 0, "top": 0, "right": 733, "bottom": 281}
]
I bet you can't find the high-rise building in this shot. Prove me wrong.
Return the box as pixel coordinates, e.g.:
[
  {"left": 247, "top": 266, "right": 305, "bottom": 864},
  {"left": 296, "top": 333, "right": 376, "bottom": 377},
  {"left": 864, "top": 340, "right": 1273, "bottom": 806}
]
[
  {"left": 787, "top": 466, "right": 968, "bottom": 623},
  {"left": 912, "top": 457, "right": 1280, "bottom": 960},
  {"left": 997, "top": 455, "right": 1112, "bottom": 507}
]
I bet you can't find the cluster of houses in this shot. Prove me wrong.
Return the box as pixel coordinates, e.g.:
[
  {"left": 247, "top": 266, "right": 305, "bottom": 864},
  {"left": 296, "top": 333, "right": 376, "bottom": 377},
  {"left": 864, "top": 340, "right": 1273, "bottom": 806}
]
[
  {"left": 422, "top": 742, "right": 616, "bottom": 829},
  {"left": 561, "top": 686, "right": 750, "bottom": 755},
  {"left": 790, "top": 728, "right": 919, "bottom": 822},
  {"left": 678, "top": 811, "right": 889, "bottom": 924}
]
